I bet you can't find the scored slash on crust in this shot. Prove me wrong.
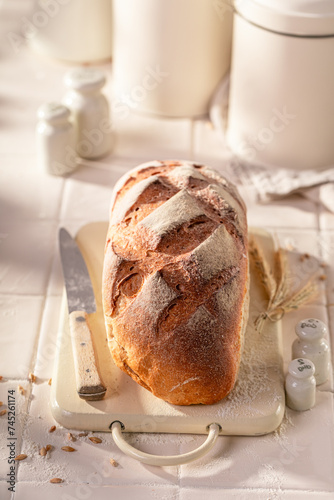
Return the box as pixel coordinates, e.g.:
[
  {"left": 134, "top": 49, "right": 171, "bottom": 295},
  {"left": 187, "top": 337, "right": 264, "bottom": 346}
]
[{"left": 102, "top": 160, "right": 249, "bottom": 405}]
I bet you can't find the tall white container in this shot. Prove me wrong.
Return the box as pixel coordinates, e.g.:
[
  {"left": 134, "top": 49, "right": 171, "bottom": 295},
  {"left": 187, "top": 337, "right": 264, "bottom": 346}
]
[
  {"left": 112, "top": 0, "right": 234, "bottom": 117},
  {"left": 29, "top": 0, "right": 112, "bottom": 64},
  {"left": 227, "top": 0, "right": 334, "bottom": 170}
]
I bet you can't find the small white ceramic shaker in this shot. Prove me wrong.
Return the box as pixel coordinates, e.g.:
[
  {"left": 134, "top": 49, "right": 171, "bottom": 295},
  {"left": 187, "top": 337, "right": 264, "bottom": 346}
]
[
  {"left": 292, "top": 318, "right": 330, "bottom": 385},
  {"left": 63, "top": 68, "right": 113, "bottom": 159},
  {"left": 36, "top": 102, "right": 77, "bottom": 176},
  {"left": 285, "top": 358, "right": 316, "bottom": 411}
]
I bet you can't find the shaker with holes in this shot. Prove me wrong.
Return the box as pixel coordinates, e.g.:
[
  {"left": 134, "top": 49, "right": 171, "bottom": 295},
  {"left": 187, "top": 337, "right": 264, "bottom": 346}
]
[
  {"left": 285, "top": 358, "right": 316, "bottom": 411},
  {"left": 292, "top": 318, "right": 330, "bottom": 385},
  {"left": 36, "top": 102, "right": 77, "bottom": 176},
  {"left": 63, "top": 68, "right": 113, "bottom": 159}
]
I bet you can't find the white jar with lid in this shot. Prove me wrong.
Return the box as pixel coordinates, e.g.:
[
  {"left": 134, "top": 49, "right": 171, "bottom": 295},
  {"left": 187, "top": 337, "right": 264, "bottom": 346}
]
[
  {"left": 285, "top": 358, "right": 316, "bottom": 411},
  {"left": 226, "top": 0, "right": 334, "bottom": 170},
  {"left": 36, "top": 102, "right": 77, "bottom": 176},
  {"left": 63, "top": 68, "right": 113, "bottom": 159},
  {"left": 112, "top": 0, "right": 234, "bottom": 117},
  {"left": 29, "top": 0, "right": 111, "bottom": 64},
  {"left": 292, "top": 318, "right": 330, "bottom": 385}
]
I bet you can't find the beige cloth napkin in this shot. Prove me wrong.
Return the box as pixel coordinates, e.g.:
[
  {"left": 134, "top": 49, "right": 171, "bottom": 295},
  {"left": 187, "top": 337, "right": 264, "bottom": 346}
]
[{"left": 225, "top": 159, "right": 334, "bottom": 212}]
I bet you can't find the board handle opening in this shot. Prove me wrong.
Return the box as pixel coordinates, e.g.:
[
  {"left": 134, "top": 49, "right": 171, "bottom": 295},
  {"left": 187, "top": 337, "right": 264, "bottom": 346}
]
[{"left": 110, "top": 421, "right": 221, "bottom": 466}]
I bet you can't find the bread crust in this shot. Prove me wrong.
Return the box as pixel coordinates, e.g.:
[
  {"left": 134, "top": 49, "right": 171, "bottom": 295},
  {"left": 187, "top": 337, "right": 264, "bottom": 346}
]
[{"left": 102, "top": 160, "right": 249, "bottom": 405}]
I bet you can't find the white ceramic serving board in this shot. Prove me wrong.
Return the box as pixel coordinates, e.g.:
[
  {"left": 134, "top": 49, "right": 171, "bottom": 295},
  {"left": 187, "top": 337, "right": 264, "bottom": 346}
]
[{"left": 50, "top": 222, "right": 285, "bottom": 436}]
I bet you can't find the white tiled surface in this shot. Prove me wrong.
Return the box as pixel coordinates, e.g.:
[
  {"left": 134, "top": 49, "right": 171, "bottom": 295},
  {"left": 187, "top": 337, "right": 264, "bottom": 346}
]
[
  {"left": 319, "top": 212, "right": 334, "bottom": 233},
  {"left": 246, "top": 191, "right": 320, "bottom": 230},
  {"left": 0, "top": 2, "right": 333, "bottom": 499},
  {"left": 0, "top": 482, "right": 12, "bottom": 500},
  {"left": 113, "top": 111, "right": 193, "bottom": 162},
  {"left": 0, "top": 296, "right": 44, "bottom": 379},
  {"left": 34, "top": 295, "right": 63, "bottom": 380},
  {"left": 14, "top": 482, "right": 180, "bottom": 500},
  {"left": 180, "top": 489, "right": 334, "bottom": 500},
  {"left": 0, "top": 221, "right": 57, "bottom": 295},
  {"left": 59, "top": 164, "right": 121, "bottom": 221},
  {"left": 179, "top": 392, "right": 334, "bottom": 492},
  {"left": 0, "top": 164, "right": 64, "bottom": 220}
]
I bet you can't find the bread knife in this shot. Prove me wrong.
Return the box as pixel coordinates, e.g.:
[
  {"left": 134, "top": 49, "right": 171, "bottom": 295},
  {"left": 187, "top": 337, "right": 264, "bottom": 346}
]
[{"left": 59, "top": 227, "right": 106, "bottom": 401}]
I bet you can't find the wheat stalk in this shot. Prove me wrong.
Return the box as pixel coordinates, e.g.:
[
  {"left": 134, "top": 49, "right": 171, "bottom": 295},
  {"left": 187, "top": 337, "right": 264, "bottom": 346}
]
[
  {"left": 279, "top": 280, "right": 319, "bottom": 314},
  {"left": 249, "top": 238, "right": 277, "bottom": 300},
  {"left": 273, "top": 248, "right": 290, "bottom": 304},
  {"left": 250, "top": 237, "right": 319, "bottom": 332}
]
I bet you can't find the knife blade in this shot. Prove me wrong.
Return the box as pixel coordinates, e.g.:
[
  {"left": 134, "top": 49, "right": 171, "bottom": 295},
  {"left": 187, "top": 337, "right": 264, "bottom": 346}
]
[{"left": 59, "top": 227, "right": 106, "bottom": 401}]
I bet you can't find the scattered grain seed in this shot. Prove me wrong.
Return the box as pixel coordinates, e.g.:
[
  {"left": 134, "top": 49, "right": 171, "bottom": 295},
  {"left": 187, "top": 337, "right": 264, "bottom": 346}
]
[
  {"left": 319, "top": 274, "right": 327, "bottom": 281},
  {"left": 45, "top": 444, "right": 52, "bottom": 452},
  {"left": 48, "top": 378, "right": 52, "bottom": 386},
  {"left": 0, "top": 409, "right": 7, "bottom": 416},
  {"left": 304, "top": 253, "right": 310, "bottom": 259},
  {"left": 0, "top": 376, "right": 3, "bottom": 381},
  {"left": 50, "top": 478, "right": 63, "bottom": 484},
  {"left": 67, "top": 433, "right": 76, "bottom": 442},
  {"left": 28, "top": 372, "right": 36, "bottom": 383},
  {"left": 78, "top": 432, "right": 88, "bottom": 437},
  {"left": 61, "top": 446, "right": 76, "bottom": 452},
  {"left": 15, "top": 454, "right": 27, "bottom": 461},
  {"left": 40, "top": 447, "right": 47, "bottom": 456},
  {"left": 0, "top": 401, "right": 3, "bottom": 406},
  {"left": 48, "top": 425, "right": 56, "bottom": 433},
  {"left": 110, "top": 458, "right": 118, "bottom": 467},
  {"left": 89, "top": 436, "right": 102, "bottom": 444},
  {"left": 18, "top": 385, "right": 25, "bottom": 395},
  {"left": 320, "top": 262, "right": 327, "bottom": 268}
]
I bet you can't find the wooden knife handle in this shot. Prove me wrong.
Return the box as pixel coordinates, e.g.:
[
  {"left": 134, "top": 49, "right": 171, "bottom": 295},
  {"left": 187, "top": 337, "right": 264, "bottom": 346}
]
[{"left": 69, "top": 310, "right": 106, "bottom": 401}]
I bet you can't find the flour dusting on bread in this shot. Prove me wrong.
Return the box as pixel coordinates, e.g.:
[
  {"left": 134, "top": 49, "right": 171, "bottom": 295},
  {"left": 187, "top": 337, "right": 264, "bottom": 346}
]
[{"left": 102, "top": 160, "right": 249, "bottom": 405}]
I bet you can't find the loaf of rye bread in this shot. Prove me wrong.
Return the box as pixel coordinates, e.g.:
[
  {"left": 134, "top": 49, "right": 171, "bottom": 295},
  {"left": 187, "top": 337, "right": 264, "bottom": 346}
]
[{"left": 102, "top": 160, "right": 249, "bottom": 405}]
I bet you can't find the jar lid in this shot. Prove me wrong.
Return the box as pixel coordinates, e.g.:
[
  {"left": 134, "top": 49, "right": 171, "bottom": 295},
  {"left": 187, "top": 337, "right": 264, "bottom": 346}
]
[
  {"left": 235, "top": 0, "right": 334, "bottom": 36},
  {"left": 37, "top": 102, "right": 71, "bottom": 123},
  {"left": 64, "top": 68, "right": 106, "bottom": 92},
  {"left": 288, "top": 358, "right": 315, "bottom": 379},
  {"left": 295, "top": 318, "right": 328, "bottom": 340}
]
